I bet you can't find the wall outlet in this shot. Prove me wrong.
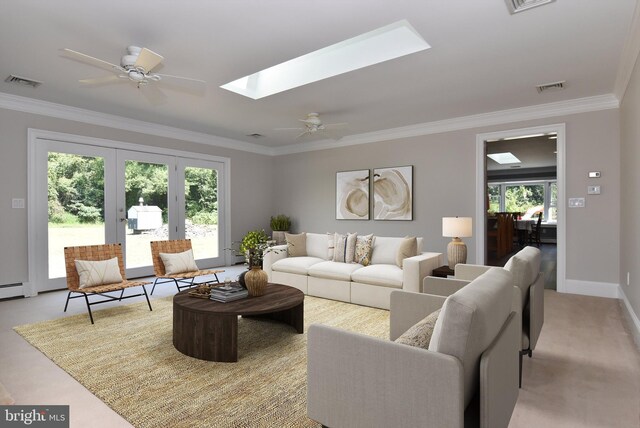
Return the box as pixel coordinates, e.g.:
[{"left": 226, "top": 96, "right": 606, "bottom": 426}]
[
  {"left": 568, "top": 197, "right": 585, "bottom": 208},
  {"left": 587, "top": 185, "right": 601, "bottom": 195},
  {"left": 11, "top": 198, "right": 25, "bottom": 209}
]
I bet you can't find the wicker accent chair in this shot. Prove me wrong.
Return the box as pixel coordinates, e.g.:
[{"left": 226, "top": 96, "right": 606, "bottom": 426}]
[
  {"left": 150, "top": 239, "right": 224, "bottom": 295},
  {"left": 63, "top": 243, "right": 152, "bottom": 324}
]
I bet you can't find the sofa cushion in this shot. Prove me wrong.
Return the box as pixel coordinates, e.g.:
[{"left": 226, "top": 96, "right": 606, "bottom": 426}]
[
  {"left": 333, "top": 232, "right": 357, "bottom": 263},
  {"left": 504, "top": 246, "right": 541, "bottom": 307},
  {"left": 307, "top": 233, "right": 329, "bottom": 260},
  {"left": 351, "top": 264, "right": 403, "bottom": 288},
  {"left": 396, "top": 236, "right": 418, "bottom": 267},
  {"left": 271, "top": 256, "right": 324, "bottom": 275},
  {"left": 355, "top": 234, "right": 375, "bottom": 266},
  {"left": 285, "top": 232, "right": 307, "bottom": 257},
  {"left": 395, "top": 308, "right": 441, "bottom": 349},
  {"left": 370, "top": 236, "right": 404, "bottom": 265},
  {"left": 308, "top": 261, "right": 363, "bottom": 281},
  {"left": 428, "top": 267, "right": 513, "bottom": 407}
]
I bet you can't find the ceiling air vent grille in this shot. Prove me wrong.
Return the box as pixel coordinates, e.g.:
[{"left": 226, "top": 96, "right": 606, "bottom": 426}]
[
  {"left": 5, "top": 74, "right": 42, "bottom": 88},
  {"left": 506, "top": 0, "right": 555, "bottom": 14},
  {"left": 536, "top": 81, "right": 565, "bottom": 93}
]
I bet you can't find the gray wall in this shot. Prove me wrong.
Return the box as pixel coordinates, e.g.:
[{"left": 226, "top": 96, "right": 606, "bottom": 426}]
[
  {"left": 0, "top": 109, "right": 274, "bottom": 285},
  {"left": 620, "top": 54, "right": 640, "bottom": 322},
  {"left": 274, "top": 109, "right": 621, "bottom": 285}
]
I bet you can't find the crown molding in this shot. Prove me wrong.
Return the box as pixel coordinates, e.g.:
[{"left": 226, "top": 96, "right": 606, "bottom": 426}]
[
  {"left": 614, "top": 0, "right": 640, "bottom": 101},
  {"left": 272, "top": 94, "right": 619, "bottom": 156},
  {"left": 0, "top": 92, "right": 273, "bottom": 156}
]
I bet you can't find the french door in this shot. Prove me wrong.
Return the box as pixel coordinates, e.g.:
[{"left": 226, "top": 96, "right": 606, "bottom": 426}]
[{"left": 34, "top": 139, "right": 225, "bottom": 292}]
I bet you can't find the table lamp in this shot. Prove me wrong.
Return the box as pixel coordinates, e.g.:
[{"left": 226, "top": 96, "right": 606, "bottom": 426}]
[{"left": 442, "top": 217, "right": 473, "bottom": 269}]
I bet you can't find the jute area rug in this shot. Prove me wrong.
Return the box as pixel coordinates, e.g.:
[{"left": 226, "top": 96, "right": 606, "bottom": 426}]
[{"left": 14, "top": 295, "right": 389, "bottom": 428}]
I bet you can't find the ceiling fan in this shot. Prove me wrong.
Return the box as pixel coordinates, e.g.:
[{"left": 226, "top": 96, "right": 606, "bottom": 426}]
[
  {"left": 60, "top": 45, "right": 206, "bottom": 103},
  {"left": 275, "top": 113, "right": 347, "bottom": 139}
]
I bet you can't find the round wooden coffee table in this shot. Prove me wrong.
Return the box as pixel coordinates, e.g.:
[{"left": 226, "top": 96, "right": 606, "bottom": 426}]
[{"left": 173, "top": 283, "right": 304, "bottom": 362}]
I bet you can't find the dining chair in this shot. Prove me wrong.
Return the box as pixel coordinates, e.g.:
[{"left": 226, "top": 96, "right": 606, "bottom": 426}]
[{"left": 528, "top": 213, "right": 542, "bottom": 247}]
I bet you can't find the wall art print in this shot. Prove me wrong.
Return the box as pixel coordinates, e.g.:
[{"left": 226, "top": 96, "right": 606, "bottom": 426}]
[
  {"left": 373, "top": 165, "right": 413, "bottom": 220},
  {"left": 336, "top": 169, "right": 370, "bottom": 220}
]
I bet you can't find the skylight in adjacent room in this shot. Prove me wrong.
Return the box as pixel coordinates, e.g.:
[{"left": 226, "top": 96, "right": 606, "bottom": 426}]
[
  {"left": 220, "top": 20, "right": 430, "bottom": 100},
  {"left": 487, "top": 152, "right": 521, "bottom": 164}
]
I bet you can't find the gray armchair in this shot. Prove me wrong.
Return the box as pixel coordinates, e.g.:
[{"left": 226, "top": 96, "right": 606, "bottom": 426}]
[
  {"left": 423, "top": 246, "right": 544, "bottom": 386},
  {"left": 307, "top": 268, "right": 520, "bottom": 428}
]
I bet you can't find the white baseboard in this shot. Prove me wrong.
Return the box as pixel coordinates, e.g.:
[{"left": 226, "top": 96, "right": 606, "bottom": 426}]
[
  {"left": 0, "top": 284, "right": 25, "bottom": 299},
  {"left": 619, "top": 286, "right": 640, "bottom": 350},
  {"left": 563, "top": 279, "right": 621, "bottom": 299}
]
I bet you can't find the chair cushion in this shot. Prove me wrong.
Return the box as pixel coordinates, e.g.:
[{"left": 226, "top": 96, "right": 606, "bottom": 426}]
[
  {"left": 159, "top": 249, "right": 199, "bottom": 275},
  {"left": 428, "top": 267, "right": 514, "bottom": 407},
  {"left": 308, "top": 261, "right": 363, "bottom": 281},
  {"left": 306, "top": 232, "right": 329, "bottom": 259},
  {"left": 350, "top": 264, "right": 403, "bottom": 288},
  {"left": 333, "top": 233, "right": 357, "bottom": 263},
  {"left": 271, "top": 257, "right": 324, "bottom": 275},
  {"left": 395, "top": 308, "right": 441, "bottom": 349},
  {"left": 75, "top": 257, "right": 123, "bottom": 288},
  {"left": 285, "top": 232, "right": 307, "bottom": 257},
  {"left": 354, "top": 234, "right": 375, "bottom": 266},
  {"left": 504, "top": 246, "right": 541, "bottom": 307}
]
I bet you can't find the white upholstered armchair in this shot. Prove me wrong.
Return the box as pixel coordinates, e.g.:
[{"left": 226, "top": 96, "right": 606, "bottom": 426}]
[{"left": 307, "top": 268, "right": 520, "bottom": 428}]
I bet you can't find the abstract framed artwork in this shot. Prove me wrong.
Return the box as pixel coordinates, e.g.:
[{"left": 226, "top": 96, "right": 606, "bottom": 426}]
[
  {"left": 336, "top": 169, "right": 370, "bottom": 220},
  {"left": 373, "top": 165, "right": 413, "bottom": 220}
]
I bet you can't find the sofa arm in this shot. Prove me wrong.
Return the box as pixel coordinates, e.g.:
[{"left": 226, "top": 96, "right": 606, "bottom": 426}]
[
  {"left": 454, "top": 264, "right": 493, "bottom": 281},
  {"left": 422, "top": 277, "right": 470, "bottom": 296},
  {"left": 262, "top": 244, "right": 288, "bottom": 280},
  {"left": 402, "top": 251, "right": 443, "bottom": 293},
  {"left": 307, "top": 324, "right": 465, "bottom": 428},
  {"left": 390, "top": 290, "right": 447, "bottom": 341}
]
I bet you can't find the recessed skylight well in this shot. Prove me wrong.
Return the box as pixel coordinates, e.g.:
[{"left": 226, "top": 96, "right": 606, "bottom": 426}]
[
  {"left": 221, "top": 20, "right": 430, "bottom": 100},
  {"left": 487, "top": 152, "right": 521, "bottom": 165}
]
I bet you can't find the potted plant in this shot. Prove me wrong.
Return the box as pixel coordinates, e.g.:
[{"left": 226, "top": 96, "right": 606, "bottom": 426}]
[
  {"left": 239, "top": 229, "right": 270, "bottom": 268},
  {"left": 270, "top": 214, "right": 291, "bottom": 245}
]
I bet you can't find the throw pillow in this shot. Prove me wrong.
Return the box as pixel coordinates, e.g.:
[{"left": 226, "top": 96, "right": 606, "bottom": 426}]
[
  {"left": 354, "top": 234, "right": 375, "bottom": 266},
  {"left": 285, "top": 232, "right": 307, "bottom": 257},
  {"left": 394, "top": 308, "right": 441, "bottom": 349},
  {"left": 327, "top": 232, "right": 336, "bottom": 260},
  {"left": 333, "top": 232, "right": 357, "bottom": 263},
  {"left": 396, "top": 236, "right": 418, "bottom": 267},
  {"left": 160, "top": 249, "right": 199, "bottom": 275},
  {"left": 75, "top": 257, "right": 123, "bottom": 289}
]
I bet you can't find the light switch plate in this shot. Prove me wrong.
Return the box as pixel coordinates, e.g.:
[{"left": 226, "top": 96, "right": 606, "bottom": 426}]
[
  {"left": 11, "top": 198, "right": 25, "bottom": 209},
  {"left": 587, "top": 185, "right": 601, "bottom": 195},
  {"left": 568, "top": 197, "right": 585, "bottom": 208}
]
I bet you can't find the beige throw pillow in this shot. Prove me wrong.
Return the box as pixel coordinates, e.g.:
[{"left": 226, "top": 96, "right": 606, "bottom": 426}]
[
  {"left": 395, "top": 308, "right": 441, "bottom": 349},
  {"left": 355, "top": 234, "right": 375, "bottom": 266},
  {"left": 396, "top": 236, "right": 418, "bottom": 267},
  {"left": 285, "top": 232, "right": 307, "bottom": 257},
  {"left": 333, "top": 232, "right": 357, "bottom": 263},
  {"left": 75, "top": 257, "right": 123, "bottom": 289},
  {"left": 160, "top": 249, "right": 199, "bottom": 275}
]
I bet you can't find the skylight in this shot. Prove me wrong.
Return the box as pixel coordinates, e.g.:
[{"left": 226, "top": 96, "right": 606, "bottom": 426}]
[
  {"left": 487, "top": 152, "right": 521, "bottom": 165},
  {"left": 220, "top": 20, "right": 430, "bottom": 100}
]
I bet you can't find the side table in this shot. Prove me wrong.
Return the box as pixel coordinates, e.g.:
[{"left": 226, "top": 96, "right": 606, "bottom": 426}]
[{"left": 431, "top": 265, "right": 455, "bottom": 278}]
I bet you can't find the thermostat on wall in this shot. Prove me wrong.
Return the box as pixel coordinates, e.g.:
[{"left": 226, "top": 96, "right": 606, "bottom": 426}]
[{"left": 588, "top": 171, "right": 601, "bottom": 178}]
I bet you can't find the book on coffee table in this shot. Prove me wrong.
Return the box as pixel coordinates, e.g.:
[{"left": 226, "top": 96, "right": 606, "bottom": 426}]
[{"left": 210, "top": 283, "right": 248, "bottom": 302}]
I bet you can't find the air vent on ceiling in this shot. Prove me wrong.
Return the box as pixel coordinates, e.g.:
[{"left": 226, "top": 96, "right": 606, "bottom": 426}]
[
  {"left": 5, "top": 74, "right": 42, "bottom": 88},
  {"left": 536, "top": 80, "right": 565, "bottom": 93},
  {"left": 246, "top": 133, "right": 264, "bottom": 138},
  {"left": 506, "top": 0, "right": 555, "bottom": 14}
]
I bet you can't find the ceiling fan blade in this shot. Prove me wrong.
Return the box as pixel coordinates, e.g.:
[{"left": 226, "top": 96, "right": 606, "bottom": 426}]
[
  {"left": 325, "top": 122, "right": 348, "bottom": 128},
  {"left": 139, "top": 84, "right": 168, "bottom": 105},
  {"left": 274, "top": 127, "right": 305, "bottom": 131},
  {"left": 155, "top": 73, "right": 206, "bottom": 93},
  {"left": 79, "top": 75, "right": 124, "bottom": 85},
  {"left": 135, "top": 48, "right": 164, "bottom": 72},
  {"left": 61, "top": 48, "right": 124, "bottom": 72}
]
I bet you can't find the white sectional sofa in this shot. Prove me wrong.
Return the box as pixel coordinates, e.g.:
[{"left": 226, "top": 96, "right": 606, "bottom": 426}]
[{"left": 263, "top": 232, "right": 442, "bottom": 309}]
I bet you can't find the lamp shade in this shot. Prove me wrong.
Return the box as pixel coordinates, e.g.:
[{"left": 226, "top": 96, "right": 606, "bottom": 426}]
[{"left": 442, "top": 217, "right": 473, "bottom": 238}]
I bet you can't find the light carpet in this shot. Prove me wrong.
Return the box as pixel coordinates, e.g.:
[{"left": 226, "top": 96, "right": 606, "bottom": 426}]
[{"left": 14, "top": 296, "right": 390, "bottom": 428}]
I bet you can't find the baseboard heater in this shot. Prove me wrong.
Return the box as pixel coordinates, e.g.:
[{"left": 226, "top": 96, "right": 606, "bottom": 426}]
[{"left": 0, "top": 283, "right": 25, "bottom": 300}]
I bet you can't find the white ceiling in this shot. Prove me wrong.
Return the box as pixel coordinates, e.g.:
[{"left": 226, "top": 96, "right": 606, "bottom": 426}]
[{"left": 0, "top": 0, "right": 636, "bottom": 150}]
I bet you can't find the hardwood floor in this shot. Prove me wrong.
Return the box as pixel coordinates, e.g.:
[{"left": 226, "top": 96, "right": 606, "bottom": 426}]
[{"left": 487, "top": 243, "right": 557, "bottom": 290}]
